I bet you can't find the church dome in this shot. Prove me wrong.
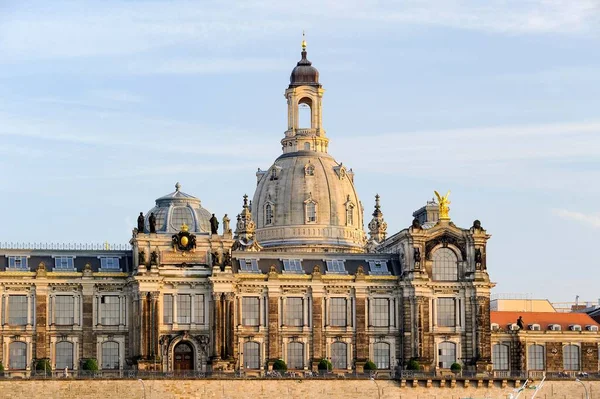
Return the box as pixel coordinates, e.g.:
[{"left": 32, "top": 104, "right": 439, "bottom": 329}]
[
  {"left": 289, "top": 49, "right": 320, "bottom": 87},
  {"left": 252, "top": 153, "right": 365, "bottom": 252},
  {"left": 144, "top": 182, "right": 213, "bottom": 234}
]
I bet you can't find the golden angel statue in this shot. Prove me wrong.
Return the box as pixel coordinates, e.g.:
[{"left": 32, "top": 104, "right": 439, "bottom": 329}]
[{"left": 434, "top": 190, "right": 451, "bottom": 220}]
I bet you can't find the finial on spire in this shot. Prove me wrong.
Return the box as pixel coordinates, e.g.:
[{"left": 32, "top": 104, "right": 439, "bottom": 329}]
[
  {"left": 175, "top": 182, "right": 181, "bottom": 192},
  {"left": 301, "top": 30, "right": 307, "bottom": 51},
  {"left": 243, "top": 194, "right": 249, "bottom": 208}
]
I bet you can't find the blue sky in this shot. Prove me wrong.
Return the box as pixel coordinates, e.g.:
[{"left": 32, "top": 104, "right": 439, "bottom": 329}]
[{"left": 0, "top": 1, "right": 599, "bottom": 302}]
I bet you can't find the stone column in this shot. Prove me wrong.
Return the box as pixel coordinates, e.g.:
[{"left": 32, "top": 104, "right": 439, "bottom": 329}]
[
  {"left": 35, "top": 287, "right": 48, "bottom": 359},
  {"left": 354, "top": 296, "right": 368, "bottom": 371},
  {"left": 225, "top": 293, "right": 235, "bottom": 359},
  {"left": 212, "top": 293, "right": 222, "bottom": 360},
  {"left": 267, "top": 296, "right": 280, "bottom": 362},
  {"left": 475, "top": 295, "right": 492, "bottom": 372},
  {"left": 81, "top": 285, "right": 95, "bottom": 360},
  {"left": 311, "top": 296, "right": 323, "bottom": 369},
  {"left": 150, "top": 292, "right": 159, "bottom": 359}
]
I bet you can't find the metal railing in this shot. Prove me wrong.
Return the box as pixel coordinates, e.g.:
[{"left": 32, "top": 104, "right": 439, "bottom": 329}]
[{"left": 0, "top": 242, "right": 131, "bottom": 251}]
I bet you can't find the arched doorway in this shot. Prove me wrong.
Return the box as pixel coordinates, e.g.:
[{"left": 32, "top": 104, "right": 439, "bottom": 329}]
[{"left": 173, "top": 342, "right": 194, "bottom": 371}]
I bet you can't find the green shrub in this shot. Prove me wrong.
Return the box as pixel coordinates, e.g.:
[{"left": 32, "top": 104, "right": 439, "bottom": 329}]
[
  {"left": 317, "top": 359, "right": 332, "bottom": 371},
  {"left": 363, "top": 360, "right": 377, "bottom": 371},
  {"left": 35, "top": 359, "right": 51, "bottom": 373},
  {"left": 273, "top": 359, "right": 287, "bottom": 372},
  {"left": 406, "top": 359, "right": 421, "bottom": 371},
  {"left": 82, "top": 358, "right": 99, "bottom": 371},
  {"left": 0, "top": 362, "right": 4, "bottom": 372},
  {"left": 450, "top": 362, "right": 462, "bottom": 373}
]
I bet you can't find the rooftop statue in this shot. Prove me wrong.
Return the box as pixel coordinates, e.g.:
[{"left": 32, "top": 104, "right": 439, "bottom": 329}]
[{"left": 434, "top": 190, "right": 451, "bottom": 220}]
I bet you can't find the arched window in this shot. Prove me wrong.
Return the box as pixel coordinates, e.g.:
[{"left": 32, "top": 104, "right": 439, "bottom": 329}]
[
  {"left": 9, "top": 341, "right": 27, "bottom": 370},
  {"left": 331, "top": 342, "right": 347, "bottom": 369},
  {"left": 373, "top": 342, "right": 390, "bottom": 370},
  {"left": 102, "top": 341, "right": 119, "bottom": 370},
  {"left": 492, "top": 344, "right": 509, "bottom": 371},
  {"left": 438, "top": 341, "right": 456, "bottom": 368},
  {"left": 304, "top": 142, "right": 311, "bottom": 151},
  {"left": 346, "top": 205, "right": 354, "bottom": 226},
  {"left": 563, "top": 345, "right": 580, "bottom": 371},
  {"left": 56, "top": 341, "right": 74, "bottom": 370},
  {"left": 528, "top": 345, "right": 545, "bottom": 370},
  {"left": 287, "top": 342, "right": 304, "bottom": 370},
  {"left": 244, "top": 341, "right": 260, "bottom": 369},
  {"left": 265, "top": 204, "right": 273, "bottom": 225},
  {"left": 432, "top": 248, "right": 458, "bottom": 281},
  {"left": 305, "top": 202, "right": 316, "bottom": 223},
  {"left": 298, "top": 99, "right": 312, "bottom": 129}
]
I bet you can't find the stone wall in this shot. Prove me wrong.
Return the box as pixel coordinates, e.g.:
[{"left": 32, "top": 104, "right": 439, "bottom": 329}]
[{"left": 1, "top": 379, "right": 598, "bottom": 399}]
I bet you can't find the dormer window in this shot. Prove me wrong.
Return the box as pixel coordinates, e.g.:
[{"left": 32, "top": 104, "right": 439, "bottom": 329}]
[
  {"left": 7, "top": 256, "right": 28, "bottom": 270},
  {"left": 282, "top": 259, "right": 303, "bottom": 273},
  {"left": 569, "top": 324, "right": 582, "bottom": 331},
  {"left": 325, "top": 259, "right": 346, "bottom": 274},
  {"left": 585, "top": 325, "right": 598, "bottom": 332},
  {"left": 239, "top": 258, "right": 260, "bottom": 273},
  {"left": 549, "top": 324, "right": 561, "bottom": 331},
  {"left": 100, "top": 257, "right": 120, "bottom": 271},
  {"left": 507, "top": 323, "right": 519, "bottom": 331},
  {"left": 491, "top": 323, "right": 499, "bottom": 331},
  {"left": 305, "top": 163, "right": 315, "bottom": 176},
  {"left": 367, "top": 260, "right": 390, "bottom": 275},
  {"left": 529, "top": 324, "right": 541, "bottom": 331},
  {"left": 54, "top": 256, "right": 75, "bottom": 271}
]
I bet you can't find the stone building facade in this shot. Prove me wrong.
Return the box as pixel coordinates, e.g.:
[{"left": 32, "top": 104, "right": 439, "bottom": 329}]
[{"left": 0, "top": 41, "right": 497, "bottom": 376}]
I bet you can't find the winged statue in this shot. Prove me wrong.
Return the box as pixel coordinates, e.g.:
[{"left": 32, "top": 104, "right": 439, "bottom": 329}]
[{"left": 434, "top": 190, "right": 451, "bottom": 220}]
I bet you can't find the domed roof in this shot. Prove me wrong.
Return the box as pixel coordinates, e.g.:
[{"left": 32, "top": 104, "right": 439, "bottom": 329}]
[
  {"left": 144, "top": 182, "right": 213, "bottom": 234},
  {"left": 252, "top": 153, "right": 366, "bottom": 252},
  {"left": 290, "top": 49, "right": 320, "bottom": 87}
]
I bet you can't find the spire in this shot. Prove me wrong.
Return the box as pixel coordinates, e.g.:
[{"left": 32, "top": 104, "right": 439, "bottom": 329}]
[
  {"left": 233, "top": 194, "right": 262, "bottom": 252},
  {"left": 301, "top": 30, "right": 307, "bottom": 52},
  {"left": 367, "top": 194, "right": 388, "bottom": 251}
]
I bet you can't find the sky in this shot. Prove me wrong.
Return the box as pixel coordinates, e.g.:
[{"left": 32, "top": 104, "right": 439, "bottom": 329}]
[{"left": 0, "top": 0, "right": 599, "bottom": 303}]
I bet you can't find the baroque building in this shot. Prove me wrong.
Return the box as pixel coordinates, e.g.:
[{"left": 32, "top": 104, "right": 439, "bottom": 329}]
[{"left": 0, "top": 41, "right": 499, "bottom": 376}]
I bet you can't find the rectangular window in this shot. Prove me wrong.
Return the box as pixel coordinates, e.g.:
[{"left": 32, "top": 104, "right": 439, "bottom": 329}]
[
  {"left": 492, "top": 344, "right": 509, "bottom": 371},
  {"left": 54, "top": 256, "right": 74, "bottom": 270},
  {"left": 326, "top": 260, "right": 346, "bottom": 274},
  {"left": 371, "top": 298, "right": 390, "bottom": 327},
  {"left": 8, "top": 256, "right": 28, "bottom": 270},
  {"left": 56, "top": 341, "right": 74, "bottom": 370},
  {"left": 285, "top": 298, "right": 303, "bottom": 326},
  {"left": 100, "top": 296, "right": 120, "bottom": 326},
  {"left": 527, "top": 345, "right": 545, "bottom": 370},
  {"left": 437, "top": 298, "right": 456, "bottom": 327},
  {"left": 368, "top": 260, "right": 390, "bottom": 275},
  {"left": 177, "top": 294, "right": 191, "bottom": 324},
  {"left": 242, "top": 297, "right": 260, "bottom": 326},
  {"left": 194, "top": 295, "right": 205, "bottom": 324},
  {"left": 282, "top": 259, "right": 303, "bottom": 273},
  {"left": 329, "top": 298, "right": 347, "bottom": 327},
  {"left": 100, "top": 257, "right": 120, "bottom": 270},
  {"left": 163, "top": 294, "right": 173, "bottom": 324},
  {"left": 55, "top": 296, "right": 75, "bottom": 325},
  {"left": 8, "top": 295, "right": 28, "bottom": 325},
  {"left": 239, "top": 259, "right": 260, "bottom": 273}
]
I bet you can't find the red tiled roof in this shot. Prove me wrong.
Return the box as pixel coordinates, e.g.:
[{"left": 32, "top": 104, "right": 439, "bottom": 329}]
[{"left": 491, "top": 311, "right": 600, "bottom": 330}]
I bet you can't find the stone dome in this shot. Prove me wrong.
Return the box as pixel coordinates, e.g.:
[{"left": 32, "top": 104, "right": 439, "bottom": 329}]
[
  {"left": 289, "top": 50, "right": 320, "bottom": 87},
  {"left": 252, "top": 152, "right": 366, "bottom": 252},
  {"left": 144, "top": 182, "right": 213, "bottom": 234}
]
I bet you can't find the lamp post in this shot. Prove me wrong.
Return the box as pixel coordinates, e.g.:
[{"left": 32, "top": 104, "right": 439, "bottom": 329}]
[
  {"left": 575, "top": 379, "right": 589, "bottom": 399},
  {"left": 138, "top": 379, "right": 147, "bottom": 399}
]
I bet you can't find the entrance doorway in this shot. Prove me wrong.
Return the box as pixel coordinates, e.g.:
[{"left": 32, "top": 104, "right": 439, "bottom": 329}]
[{"left": 173, "top": 342, "right": 194, "bottom": 371}]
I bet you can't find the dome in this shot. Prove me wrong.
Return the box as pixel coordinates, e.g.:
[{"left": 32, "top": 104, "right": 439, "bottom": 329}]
[
  {"left": 252, "top": 152, "right": 366, "bottom": 252},
  {"left": 144, "top": 182, "right": 213, "bottom": 234},
  {"left": 289, "top": 50, "right": 320, "bottom": 87}
]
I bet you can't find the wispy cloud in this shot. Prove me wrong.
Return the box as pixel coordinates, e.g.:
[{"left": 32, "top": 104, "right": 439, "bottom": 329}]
[
  {"left": 0, "top": 1, "right": 598, "bottom": 63},
  {"left": 552, "top": 208, "right": 600, "bottom": 229}
]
